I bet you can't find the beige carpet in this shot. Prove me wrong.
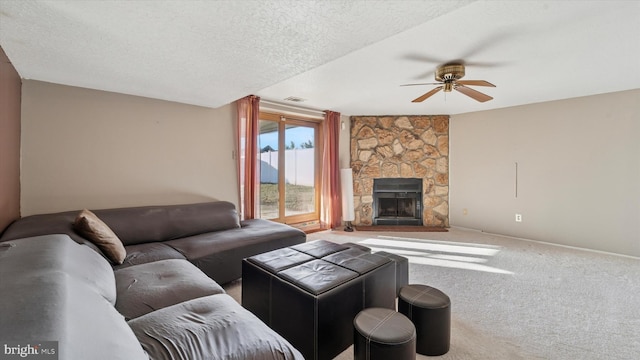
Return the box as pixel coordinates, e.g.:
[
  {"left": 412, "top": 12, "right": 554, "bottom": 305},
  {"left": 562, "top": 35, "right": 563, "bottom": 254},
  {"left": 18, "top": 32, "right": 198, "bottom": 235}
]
[{"left": 224, "top": 227, "right": 640, "bottom": 360}]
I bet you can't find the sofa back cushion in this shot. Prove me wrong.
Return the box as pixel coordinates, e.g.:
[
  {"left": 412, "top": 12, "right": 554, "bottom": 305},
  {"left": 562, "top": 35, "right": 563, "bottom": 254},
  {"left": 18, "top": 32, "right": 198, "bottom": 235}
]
[
  {"left": 93, "top": 201, "right": 241, "bottom": 246},
  {"left": 0, "top": 201, "right": 242, "bottom": 248},
  {"left": 0, "top": 210, "right": 91, "bottom": 244}
]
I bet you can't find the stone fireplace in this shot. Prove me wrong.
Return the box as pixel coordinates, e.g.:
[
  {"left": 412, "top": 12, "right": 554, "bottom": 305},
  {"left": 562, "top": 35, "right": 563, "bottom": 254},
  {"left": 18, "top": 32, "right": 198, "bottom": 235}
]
[{"left": 350, "top": 115, "right": 449, "bottom": 227}]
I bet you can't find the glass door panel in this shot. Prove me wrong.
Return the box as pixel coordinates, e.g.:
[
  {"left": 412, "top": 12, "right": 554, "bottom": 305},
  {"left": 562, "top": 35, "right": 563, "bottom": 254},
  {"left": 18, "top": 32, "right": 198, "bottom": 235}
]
[
  {"left": 258, "top": 119, "right": 279, "bottom": 220},
  {"left": 258, "top": 112, "right": 320, "bottom": 224},
  {"left": 284, "top": 124, "right": 316, "bottom": 217}
]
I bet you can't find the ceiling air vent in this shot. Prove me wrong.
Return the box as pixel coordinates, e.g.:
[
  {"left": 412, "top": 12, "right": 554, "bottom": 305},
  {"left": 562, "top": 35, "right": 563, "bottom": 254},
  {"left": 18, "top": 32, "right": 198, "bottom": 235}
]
[{"left": 283, "top": 96, "right": 306, "bottom": 102}]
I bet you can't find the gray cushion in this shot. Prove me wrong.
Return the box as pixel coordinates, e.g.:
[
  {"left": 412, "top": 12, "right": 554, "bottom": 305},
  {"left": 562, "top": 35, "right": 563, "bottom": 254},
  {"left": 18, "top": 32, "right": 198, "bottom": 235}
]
[
  {"left": 113, "top": 242, "right": 187, "bottom": 270},
  {"left": 129, "top": 294, "right": 304, "bottom": 360},
  {"left": 0, "top": 234, "right": 116, "bottom": 304},
  {"left": 0, "top": 235, "right": 147, "bottom": 360},
  {"left": 114, "top": 259, "right": 224, "bottom": 320}
]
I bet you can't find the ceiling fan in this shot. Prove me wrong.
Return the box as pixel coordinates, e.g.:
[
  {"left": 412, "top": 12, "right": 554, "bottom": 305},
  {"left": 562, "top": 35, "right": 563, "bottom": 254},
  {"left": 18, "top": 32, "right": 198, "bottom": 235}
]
[{"left": 402, "top": 63, "right": 496, "bottom": 103}]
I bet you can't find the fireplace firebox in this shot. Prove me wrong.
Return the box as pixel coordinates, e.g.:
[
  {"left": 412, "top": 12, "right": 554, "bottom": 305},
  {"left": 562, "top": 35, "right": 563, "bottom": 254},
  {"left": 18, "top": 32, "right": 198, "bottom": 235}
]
[{"left": 372, "top": 178, "right": 423, "bottom": 226}]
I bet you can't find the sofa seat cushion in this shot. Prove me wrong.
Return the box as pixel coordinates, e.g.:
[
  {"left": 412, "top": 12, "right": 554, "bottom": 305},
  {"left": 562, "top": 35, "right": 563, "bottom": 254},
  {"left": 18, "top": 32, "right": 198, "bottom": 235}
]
[
  {"left": 165, "top": 218, "right": 306, "bottom": 284},
  {"left": 115, "top": 259, "right": 224, "bottom": 320},
  {"left": 128, "top": 294, "right": 304, "bottom": 360},
  {"left": 113, "top": 242, "right": 187, "bottom": 270}
]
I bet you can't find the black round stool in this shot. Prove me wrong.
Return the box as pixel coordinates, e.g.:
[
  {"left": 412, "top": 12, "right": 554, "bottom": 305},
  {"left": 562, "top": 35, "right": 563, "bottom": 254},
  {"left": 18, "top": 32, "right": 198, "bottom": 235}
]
[
  {"left": 353, "top": 307, "right": 416, "bottom": 360},
  {"left": 398, "top": 284, "right": 451, "bottom": 356}
]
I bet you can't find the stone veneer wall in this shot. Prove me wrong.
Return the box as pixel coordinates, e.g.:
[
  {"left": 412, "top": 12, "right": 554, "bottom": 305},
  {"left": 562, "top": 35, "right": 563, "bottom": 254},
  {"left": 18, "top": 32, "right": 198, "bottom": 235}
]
[{"left": 350, "top": 115, "right": 449, "bottom": 227}]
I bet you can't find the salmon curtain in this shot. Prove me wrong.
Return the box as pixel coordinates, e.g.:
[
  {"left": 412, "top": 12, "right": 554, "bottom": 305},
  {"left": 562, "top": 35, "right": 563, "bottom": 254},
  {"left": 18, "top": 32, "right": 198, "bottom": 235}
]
[
  {"left": 236, "top": 95, "right": 260, "bottom": 220},
  {"left": 320, "top": 110, "right": 342, "bottom": 229}
]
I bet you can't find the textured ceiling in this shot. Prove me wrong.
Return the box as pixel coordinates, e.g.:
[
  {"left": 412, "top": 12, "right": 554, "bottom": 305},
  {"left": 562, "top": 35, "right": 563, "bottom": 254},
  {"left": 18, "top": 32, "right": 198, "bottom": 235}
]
[{"left": 1, "top": 0, "right": 639, "bottom": 115}]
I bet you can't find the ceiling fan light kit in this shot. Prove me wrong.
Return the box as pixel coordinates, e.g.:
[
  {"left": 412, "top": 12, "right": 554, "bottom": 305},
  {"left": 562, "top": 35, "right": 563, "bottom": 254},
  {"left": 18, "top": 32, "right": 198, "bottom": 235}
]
[{"left": 405, "top": 63, "right": 495, "bottom": 103}]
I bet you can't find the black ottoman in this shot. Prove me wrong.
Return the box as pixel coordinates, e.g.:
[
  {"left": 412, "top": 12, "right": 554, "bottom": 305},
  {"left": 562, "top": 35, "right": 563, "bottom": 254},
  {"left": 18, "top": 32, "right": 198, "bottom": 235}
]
[
  {"left": 398, "top": 284, "right": 451, "bottom": 356},
  {"left": 344, "top": 242, "right": 372, "bottom": 253},
  {"left": 243, "top": 240, "right": 398, "bottom": 360},
  {"left": 354, "top": 307, "right": 416, "bottom": 360},
  {"left": 322, "top": 248, "right": 396, "bottom": 309},
  {"left": 374, "top": 251, "right": 409, "bottom": 296}
]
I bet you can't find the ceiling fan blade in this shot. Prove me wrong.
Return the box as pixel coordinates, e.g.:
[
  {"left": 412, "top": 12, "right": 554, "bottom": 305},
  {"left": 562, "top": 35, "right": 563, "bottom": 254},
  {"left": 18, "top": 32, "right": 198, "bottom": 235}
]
[
  {"left": 412, "top": 71, "right": 435, "bottom": 81},
  {"left": 458, "top": 31, "right": 516, "bottom": 61},
  {"left": 401, "top": 82, "right": 442, "bottom": 87},
  {"left": 402, "top": 54, "right": 507, "bottom": 68},
  {"left": 412, "top": 86, "right": 443, "bottom": 103},
  {"left": 455, "top": 85, "right": 493, "bottom": 102},
  {"left": 401, "top": 54, "right": 441, "bottom": 79},
  {"left": 401, "top": 53, "right": 445, "bottom": 64},
  {"left": 457, "top": 80, "right": 496, "bottom": 87}
]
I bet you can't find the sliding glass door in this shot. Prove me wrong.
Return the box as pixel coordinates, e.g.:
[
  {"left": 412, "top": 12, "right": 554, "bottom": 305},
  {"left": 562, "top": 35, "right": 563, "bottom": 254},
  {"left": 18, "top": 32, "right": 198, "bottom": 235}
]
[{"left": 258, "top": 112, "right": 320, "bottom": 224}]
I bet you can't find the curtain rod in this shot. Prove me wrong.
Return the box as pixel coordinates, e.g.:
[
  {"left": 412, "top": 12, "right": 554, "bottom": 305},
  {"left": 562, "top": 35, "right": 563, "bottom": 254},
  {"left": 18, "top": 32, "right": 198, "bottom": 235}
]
[{"left": 259, "top": 99, "right": 326, "bottom": 116}]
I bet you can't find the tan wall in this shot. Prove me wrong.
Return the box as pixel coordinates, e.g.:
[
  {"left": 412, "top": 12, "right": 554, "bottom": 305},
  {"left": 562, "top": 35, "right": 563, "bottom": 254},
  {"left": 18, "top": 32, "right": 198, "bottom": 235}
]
[
  {"left": 0, "top": 47, "right": 22, "bottom": 232},
  {"left": 450, "top": 89, "right": 640, "bottom": 257},
  {"left": 21, "top": 81, "right": 238, "bottom": 215}
]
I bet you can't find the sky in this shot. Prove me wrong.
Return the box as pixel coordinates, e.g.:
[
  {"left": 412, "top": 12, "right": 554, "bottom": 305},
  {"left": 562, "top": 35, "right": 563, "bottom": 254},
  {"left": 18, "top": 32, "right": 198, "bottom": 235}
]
[{"left": 259, "top": 126, "right": 315, "bottom": 151}]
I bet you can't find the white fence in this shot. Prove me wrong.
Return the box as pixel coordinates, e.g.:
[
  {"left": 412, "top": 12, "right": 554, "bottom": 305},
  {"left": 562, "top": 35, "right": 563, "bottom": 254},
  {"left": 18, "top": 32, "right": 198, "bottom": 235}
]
[{"left": 260, "top": 148, "right": 315, "bottom": 186}]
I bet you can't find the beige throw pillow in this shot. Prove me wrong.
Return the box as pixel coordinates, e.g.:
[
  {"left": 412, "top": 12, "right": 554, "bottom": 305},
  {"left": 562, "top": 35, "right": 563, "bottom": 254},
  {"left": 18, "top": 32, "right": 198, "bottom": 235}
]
[{"left": 73, "top": 209, "right": 126, "bottom": 265}]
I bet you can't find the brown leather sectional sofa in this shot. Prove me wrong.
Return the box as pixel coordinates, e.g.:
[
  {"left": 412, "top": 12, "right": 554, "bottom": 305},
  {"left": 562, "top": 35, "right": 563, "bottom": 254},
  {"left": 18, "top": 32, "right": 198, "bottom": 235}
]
[{"left": 0, "top": 201, "right": 306, "bottom": 359}]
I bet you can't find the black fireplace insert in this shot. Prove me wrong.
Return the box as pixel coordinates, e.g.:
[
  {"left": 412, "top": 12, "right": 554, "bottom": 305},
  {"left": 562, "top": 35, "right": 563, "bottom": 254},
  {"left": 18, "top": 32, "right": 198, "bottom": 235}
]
[{"left": 372, "top": 178, "right": 423, "bottom": 226}]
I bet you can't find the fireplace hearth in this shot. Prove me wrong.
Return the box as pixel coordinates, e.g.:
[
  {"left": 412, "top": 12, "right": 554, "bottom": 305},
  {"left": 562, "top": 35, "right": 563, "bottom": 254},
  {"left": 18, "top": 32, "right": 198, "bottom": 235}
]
[{"left": 373, "top": 178, "right": 423, "bottom": 226}]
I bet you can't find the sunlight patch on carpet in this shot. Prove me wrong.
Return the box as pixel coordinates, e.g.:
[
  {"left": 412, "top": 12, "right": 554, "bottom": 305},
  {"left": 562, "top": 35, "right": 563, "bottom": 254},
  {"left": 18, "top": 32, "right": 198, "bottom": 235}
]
[
  {"left": 361, "top": 238, "right": 500, "bottom": 256},
  {"left": 360, "top": 237, "right": 514, "bottom": 275}
]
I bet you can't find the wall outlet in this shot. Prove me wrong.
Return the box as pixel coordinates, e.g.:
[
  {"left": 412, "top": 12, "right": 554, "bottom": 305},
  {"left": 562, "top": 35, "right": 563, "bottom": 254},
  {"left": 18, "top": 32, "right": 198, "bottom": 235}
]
[{"left": 515, "top": 213, "right": 522, "bottom": 222}]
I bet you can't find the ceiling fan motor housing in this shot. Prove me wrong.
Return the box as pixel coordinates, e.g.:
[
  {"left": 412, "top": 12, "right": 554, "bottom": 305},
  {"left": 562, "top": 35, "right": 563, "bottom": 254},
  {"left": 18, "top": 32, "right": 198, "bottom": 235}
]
[
  {"left": 410, "top": 62, "right": 493, "bottom": 103},
  {"left": 436, "top": 64, "right": 465, "bottom": 82}
]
